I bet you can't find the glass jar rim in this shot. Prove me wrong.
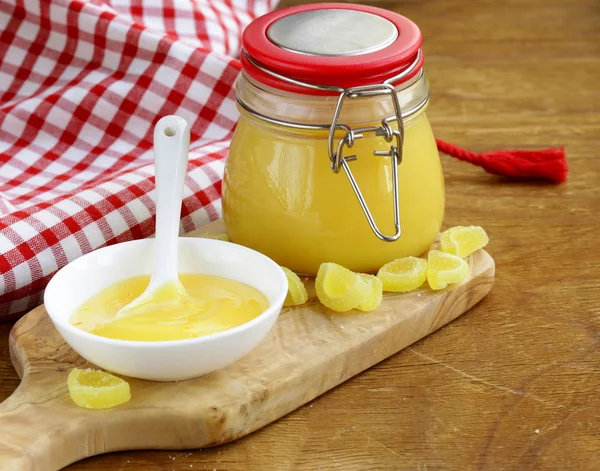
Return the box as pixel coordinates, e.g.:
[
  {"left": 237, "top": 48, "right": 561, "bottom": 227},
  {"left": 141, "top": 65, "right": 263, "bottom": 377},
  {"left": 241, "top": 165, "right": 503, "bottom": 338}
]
[{"left": 236, "top": 70, "right": 430, "bottom": 130}]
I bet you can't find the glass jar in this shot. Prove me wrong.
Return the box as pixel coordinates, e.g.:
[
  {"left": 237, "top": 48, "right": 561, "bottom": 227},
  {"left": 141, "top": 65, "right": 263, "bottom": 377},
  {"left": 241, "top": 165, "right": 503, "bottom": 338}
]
[{"left": 223, "top": 3, "right": 445, "bottom": 276}]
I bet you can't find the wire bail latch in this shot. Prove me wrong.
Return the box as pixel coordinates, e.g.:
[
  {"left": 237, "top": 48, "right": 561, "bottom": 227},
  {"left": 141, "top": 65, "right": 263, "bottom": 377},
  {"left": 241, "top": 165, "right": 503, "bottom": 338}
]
[
  {"left": 327, "top": 84, "right": 404, "bottom": 242},
  {"left": 240, "top": 48, "right": 425, "bottom": 242}
]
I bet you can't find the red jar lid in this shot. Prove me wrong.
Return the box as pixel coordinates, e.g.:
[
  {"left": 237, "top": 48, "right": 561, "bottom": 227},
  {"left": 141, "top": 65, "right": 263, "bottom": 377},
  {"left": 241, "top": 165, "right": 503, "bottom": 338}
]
[{"left": 241, "top": 3, "right": 423, "bottom": 95}]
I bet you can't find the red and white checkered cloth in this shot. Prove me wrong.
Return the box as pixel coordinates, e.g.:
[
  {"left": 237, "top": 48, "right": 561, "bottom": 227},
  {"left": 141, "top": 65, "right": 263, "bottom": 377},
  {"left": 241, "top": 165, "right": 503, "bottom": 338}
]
[{"left": 0, "top": 0, "right": 276, "bottom": 320}]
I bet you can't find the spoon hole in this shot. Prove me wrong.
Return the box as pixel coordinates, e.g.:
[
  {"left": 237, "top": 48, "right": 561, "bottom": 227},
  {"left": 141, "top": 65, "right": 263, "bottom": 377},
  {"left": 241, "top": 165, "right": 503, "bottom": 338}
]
[{"left": 164, "top": 127, "right": 177, "bottom": 137}]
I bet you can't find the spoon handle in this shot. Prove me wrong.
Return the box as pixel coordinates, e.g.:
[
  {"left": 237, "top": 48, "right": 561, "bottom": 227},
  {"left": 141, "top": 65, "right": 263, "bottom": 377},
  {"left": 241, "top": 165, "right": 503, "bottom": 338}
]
[{"left": 149, "top": 115, "right": 190, "bottom": 290}]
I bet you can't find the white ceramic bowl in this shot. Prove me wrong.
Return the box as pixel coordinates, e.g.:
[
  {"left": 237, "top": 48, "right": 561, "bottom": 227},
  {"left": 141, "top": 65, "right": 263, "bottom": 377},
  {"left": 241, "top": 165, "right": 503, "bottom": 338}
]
[{"left": 44, "top": 237, "right": 288, "bottom": 381}]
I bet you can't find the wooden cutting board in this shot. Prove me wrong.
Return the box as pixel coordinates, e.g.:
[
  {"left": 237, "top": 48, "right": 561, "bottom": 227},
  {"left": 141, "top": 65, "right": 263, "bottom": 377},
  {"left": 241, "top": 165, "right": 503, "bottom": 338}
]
[{"left": 0, "top": 221, "right": 495, "bottom": 471}]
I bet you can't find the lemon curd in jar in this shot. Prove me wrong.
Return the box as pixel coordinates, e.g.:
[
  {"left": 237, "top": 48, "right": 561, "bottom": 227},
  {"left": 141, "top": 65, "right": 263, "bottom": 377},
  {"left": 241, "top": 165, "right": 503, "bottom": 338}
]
[{"left": 223, "top": 4, "right": 445, "bottom": 275}]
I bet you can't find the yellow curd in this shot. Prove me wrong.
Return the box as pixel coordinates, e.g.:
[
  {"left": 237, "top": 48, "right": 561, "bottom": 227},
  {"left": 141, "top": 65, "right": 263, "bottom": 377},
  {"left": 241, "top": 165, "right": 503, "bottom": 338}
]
[
  {"left": 71, "top": 274, "right": 269, "bottom": 342},
  {"left": 223, "top": 78, "right": 444, "bottom": 275}
]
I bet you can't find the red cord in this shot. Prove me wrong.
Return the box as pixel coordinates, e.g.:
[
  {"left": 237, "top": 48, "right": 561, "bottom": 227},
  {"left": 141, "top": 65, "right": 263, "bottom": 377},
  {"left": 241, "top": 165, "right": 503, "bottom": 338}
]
[{"left": 436, "top": 139, "right": 568, "bottom": 183}]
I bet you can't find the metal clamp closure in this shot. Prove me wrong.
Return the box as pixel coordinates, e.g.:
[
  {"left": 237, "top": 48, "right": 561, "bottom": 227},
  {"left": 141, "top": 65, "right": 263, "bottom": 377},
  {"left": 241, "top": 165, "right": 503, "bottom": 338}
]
[
  {"left": 241, "top": 49, "right": 423, "bottom": 242},
  {"left": 327, "top": 84, "right": 404, "bottom": 242}
]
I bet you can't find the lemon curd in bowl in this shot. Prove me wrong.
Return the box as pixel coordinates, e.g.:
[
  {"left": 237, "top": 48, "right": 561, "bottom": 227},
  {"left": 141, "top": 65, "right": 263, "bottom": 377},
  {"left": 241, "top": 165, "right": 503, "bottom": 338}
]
[
  {"left": 44, "top": 237, "right": 288, "bottom": 381},
  {"left": 70, "top": 274, "right": 270, "bottom": 342}
]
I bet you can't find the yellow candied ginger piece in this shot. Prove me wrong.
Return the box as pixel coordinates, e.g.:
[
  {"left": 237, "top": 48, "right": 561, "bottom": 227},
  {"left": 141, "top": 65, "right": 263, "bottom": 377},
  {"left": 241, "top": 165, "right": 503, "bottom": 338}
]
[
  {"left": 199, "top": 232, "right": 230, "bottom": 242},
  {"left": 281, "top": 266, "right": 308, "bottom": 307},
  {"left": 377, "top": 256, "right": 428, "bottom": 293},
  {"left": 357, "top": 274, "right": 383, "bottom": 312},
  {"left": 427, "top": 250, "right": 469, "bottom": 291},
  {"left": 440, "top": 225, "right": 489, "bottom": 258},
  {"left": 315, "top": 262, "right": 371, "bottom": 312},
  {"left": 68, "top": 368, "right": 131, "bottom": 410}
]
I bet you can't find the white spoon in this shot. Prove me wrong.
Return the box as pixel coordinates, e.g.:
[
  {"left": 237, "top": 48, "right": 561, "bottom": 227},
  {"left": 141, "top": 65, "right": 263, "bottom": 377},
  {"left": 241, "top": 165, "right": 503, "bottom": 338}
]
[{"left": 116, "top": 115, "right": 191, "bottom": 318}]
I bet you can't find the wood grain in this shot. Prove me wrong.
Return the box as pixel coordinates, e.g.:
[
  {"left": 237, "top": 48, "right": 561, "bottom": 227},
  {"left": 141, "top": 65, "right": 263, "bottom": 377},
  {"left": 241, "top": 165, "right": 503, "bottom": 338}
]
[
  {"left": 0, "top": 242, "right": 493, "bottom": 471},
  {"left": 1, "top": 0, "right": 599, "bottom": 469}
]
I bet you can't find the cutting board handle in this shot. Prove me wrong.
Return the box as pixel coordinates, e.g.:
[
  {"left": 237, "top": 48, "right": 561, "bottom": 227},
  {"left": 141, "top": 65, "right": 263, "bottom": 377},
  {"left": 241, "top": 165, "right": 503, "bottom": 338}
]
[
  {"left": 0, "top": 385, "right": 49, "bottom": 470},
  {"left": 0, "top": 375, "right": 85, "bottom": 470}
]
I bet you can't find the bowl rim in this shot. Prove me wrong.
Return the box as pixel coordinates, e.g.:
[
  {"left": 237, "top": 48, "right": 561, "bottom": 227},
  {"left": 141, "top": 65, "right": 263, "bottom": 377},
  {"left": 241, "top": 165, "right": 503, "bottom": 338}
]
[{"left": 44, "top": 237, "right": 288, "bottom": 348}]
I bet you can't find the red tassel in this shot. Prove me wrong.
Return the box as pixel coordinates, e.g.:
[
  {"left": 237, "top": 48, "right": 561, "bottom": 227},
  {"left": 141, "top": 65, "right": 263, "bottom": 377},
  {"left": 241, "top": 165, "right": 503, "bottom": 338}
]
[{"left": 436, "top": 139, "right": 568, "bottom": 184}]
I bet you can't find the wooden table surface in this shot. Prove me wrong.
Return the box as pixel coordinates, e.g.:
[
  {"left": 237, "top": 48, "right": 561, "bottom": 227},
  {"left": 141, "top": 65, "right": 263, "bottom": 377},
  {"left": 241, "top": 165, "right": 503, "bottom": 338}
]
[{"left": 2, "top": 0, "right": 599, "bottom": 469}]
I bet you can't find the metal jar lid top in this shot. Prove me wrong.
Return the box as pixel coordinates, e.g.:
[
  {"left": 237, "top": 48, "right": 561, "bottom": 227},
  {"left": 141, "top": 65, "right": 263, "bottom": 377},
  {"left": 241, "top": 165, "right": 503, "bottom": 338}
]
[
  {"left": 267, "top": 9, "right": 398, "bottom": 57},
  {"left": 241, "top": 2, "right": 424, "bottom": 95}
]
